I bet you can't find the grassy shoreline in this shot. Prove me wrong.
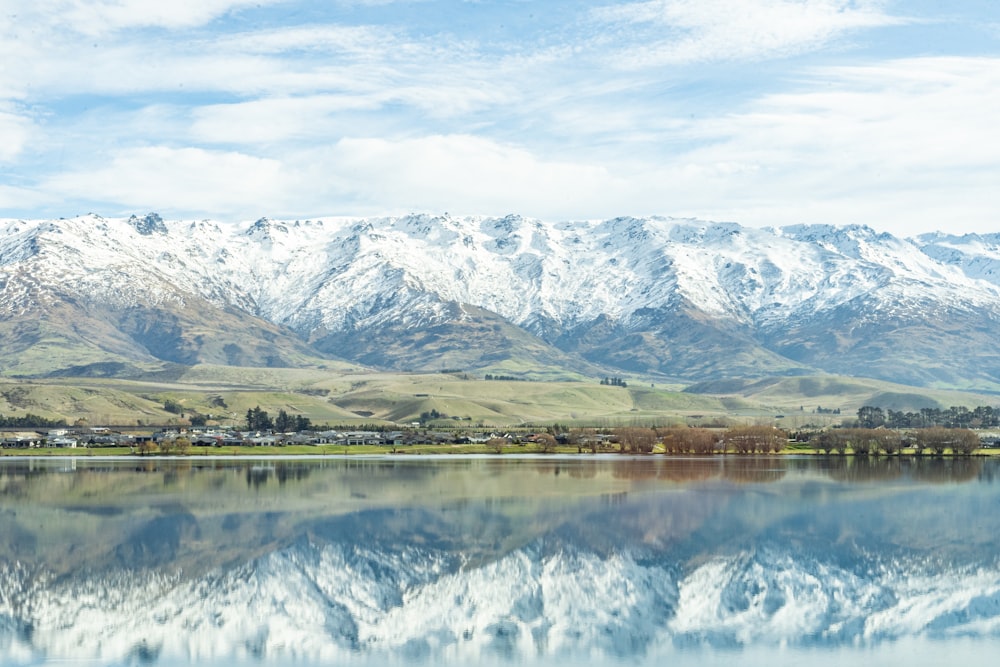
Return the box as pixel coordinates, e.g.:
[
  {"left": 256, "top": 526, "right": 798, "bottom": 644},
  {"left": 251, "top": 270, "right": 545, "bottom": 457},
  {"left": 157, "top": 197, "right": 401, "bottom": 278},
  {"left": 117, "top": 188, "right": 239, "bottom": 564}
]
[{"left": 3, "top": 444, "right": 999, "bottom": 457}]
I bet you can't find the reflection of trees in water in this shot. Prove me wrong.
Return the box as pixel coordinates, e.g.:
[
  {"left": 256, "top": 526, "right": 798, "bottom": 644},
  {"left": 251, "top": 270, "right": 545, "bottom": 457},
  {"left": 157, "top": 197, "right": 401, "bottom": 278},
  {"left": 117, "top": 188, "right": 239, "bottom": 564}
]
[
  {"left": 818, "top": 456, "right": 983, "bottom": 483},
  {"left": 825, "top": 457, "right": 905, "bottom": 483},
  {"left": 610, "top": 460, "right": 661, "bottom": 481},
  {"left": 656, "top": 458, "right": 721, "bottom": 483},
  {"left": 162, "top": 460, "right": 192, "bottom": 487},
  {"left": 564, "top": 463, "right": 598, "bottom": 479},
  {"left": 245, "top": 465, "right": 271, "bottom": 489},
  {"left": 978, "top": 464, "right": 1000, "bottom": 484},
  {"left": 276, "top": 462, "right": 311, "bottom": 485},
  {"left": 605, "top": 458, "right": 722, "bottom": 483},
  {"left": 243, "top": 462, "right": 314, "bottom": 488},
  {"left": 908, "top": 456, "right": 982, "bottom": 483},
  {"left": 720, "top": 457, "right": 787, "bottom": 484},
  {"left": 534, "top": 463, "right": 564, "bottom": 478}
]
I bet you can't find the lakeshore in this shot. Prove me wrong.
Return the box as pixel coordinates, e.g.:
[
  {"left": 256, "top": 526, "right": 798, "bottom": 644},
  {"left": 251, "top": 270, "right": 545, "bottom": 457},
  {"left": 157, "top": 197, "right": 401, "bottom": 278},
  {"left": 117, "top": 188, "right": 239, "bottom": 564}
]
[{"left": 4, "top": 443, "right": 1000, "bottom": 457}]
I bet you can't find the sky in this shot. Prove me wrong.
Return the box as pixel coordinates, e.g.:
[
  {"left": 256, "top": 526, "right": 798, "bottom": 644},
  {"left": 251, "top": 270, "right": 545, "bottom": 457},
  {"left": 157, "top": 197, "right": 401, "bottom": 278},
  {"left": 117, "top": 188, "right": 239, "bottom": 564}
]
[{"left": 0, "top": 0, "right": 998, "bottom": 236}]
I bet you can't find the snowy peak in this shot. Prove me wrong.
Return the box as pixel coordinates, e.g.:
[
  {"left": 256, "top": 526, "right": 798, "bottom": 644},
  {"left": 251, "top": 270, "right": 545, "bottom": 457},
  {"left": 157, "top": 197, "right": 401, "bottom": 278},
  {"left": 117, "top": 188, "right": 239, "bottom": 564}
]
[
  {"left": 128, "top": 212, "right": 168, "bottom": 235},
  {"left": 2, "top": 213, "right": 1000, "bottom": 386},
  {"left": 917, "top": 232, "right": 1000, "bottom": 288}
]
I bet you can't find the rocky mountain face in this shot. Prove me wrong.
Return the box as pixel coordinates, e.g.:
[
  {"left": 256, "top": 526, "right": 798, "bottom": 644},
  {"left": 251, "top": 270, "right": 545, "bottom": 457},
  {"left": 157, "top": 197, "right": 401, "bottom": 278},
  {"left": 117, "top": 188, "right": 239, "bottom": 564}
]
[{"left": 1, "top": 213, "right": 999, "bottom": 388}]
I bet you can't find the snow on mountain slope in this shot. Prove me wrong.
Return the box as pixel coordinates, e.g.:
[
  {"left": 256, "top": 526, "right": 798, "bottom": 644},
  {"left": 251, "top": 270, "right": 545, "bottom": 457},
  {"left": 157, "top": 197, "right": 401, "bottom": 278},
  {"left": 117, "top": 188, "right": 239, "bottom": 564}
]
[
  {"left": 3, "top": 213, "right": 1000, "bottom": 379},
  {"left": 917, "top": 232, "right": 1000, "bottom": 288},
  {"left": 4, "top": 539, "right": 1000, "bottom": 665},
  {"left": 3, "top": 213, "right": 997, "bottom": 331}
]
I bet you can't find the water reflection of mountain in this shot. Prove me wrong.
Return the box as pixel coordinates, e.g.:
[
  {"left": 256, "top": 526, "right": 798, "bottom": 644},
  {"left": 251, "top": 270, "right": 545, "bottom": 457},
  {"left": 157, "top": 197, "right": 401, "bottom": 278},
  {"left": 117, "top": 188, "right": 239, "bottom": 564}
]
[
  {"left": 3, "top": 532, "right": 1000, "bottom": 665},
  {"left": 2, "top": 458, "right": 1000, "bottom": 664}
]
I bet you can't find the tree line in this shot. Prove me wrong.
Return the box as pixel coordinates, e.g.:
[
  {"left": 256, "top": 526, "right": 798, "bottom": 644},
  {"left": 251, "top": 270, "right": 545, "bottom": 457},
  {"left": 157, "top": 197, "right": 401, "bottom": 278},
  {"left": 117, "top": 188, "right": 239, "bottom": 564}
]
[
  {"left": 858, "top": 405, "right": 1000, "bottom": 429},
  {"left": 813, "top": 427, "right": 979, "bottom": 456},
  {"left": 0, "top": 413, "right": 68, "bottom": 428},
  {"left": 548, "top": 425, "right": 982, "bottom": 456},
  {"left": 555, "top": 425, "right": 786, "bottom": 455},
  {"left": 245, "top": 406, "right": 312, "bottom": 432}
]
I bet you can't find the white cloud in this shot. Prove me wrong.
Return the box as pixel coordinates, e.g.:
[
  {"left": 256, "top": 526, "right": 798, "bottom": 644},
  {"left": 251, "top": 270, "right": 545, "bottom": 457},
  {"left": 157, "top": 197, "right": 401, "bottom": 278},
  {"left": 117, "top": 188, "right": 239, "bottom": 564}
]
[
  {"left": 190, "top": 97, "right": 382, "bottom": 145},
  {"left": 0, "top": 184, "right": 50, "bottom": 212},
  {"left": 2, "top": 2, "right": 997, "bottom": 236},
  {"left": 1, "top": 19, "right": 508, "bottom": 121},
  {"left": 35, "top": 136, "right": 626, "bottom": 220},
  {"left": 27, "top": 56, "right": 1000, "bottom": 234},
  {"left": 12, "top": 0, "right": 286, "bottom": 36},
  {"left": 0, "top": 105, "right": 33, "bottom": 162},
  {"left": 315, "top": 135, "right": 622, "bottom": 218},
  {"left": 593, "top": 0, "right": 904, "bottom": 65},
  {"left": 218, "top": 25, "right": 397, "bottom": 55},
  {"left": 643, "top": 56, "right": 1000, "bottom": 232},
  {"left": 42, "top": 147, "right": 290, "bottom": 217}
]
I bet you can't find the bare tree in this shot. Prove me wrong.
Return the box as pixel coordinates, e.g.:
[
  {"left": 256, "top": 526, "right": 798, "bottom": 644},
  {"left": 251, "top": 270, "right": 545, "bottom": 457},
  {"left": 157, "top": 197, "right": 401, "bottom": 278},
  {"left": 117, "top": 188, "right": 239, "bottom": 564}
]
[
  {"left": 617, "top": 427, "right": 657, "bottom": 454},
  {"left": 535, "top": 433, "right": 558, "bottom": 453},
  {"left": 916, "top": 427, "right": 953, "bottom": 456},
  {"left": 952, "top": 429, "right": 980, "bottom": 456},
  {"left": 875, "top": 430, "right": 902, "bottom": 456},
  {"left": 916, "top": 427, "right": 980, "bottom": 456},
  {"left": 687, "top": 428, "right": 718, "bottom": 455},
  {"left": 724, "top": 425, "right": 787, "bottom": 454}
]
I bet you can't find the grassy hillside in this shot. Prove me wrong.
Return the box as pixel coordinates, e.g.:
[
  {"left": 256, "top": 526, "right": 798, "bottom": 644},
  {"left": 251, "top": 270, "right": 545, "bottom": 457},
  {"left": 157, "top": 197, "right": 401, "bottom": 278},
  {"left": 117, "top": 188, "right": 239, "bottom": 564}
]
[
  {"left": 685, "top": 374, "right": 999, "bottom": 428},
  {"left": 0, "top": 369, "right": 734, "bottom": 427},
  {"left": 2, "top": 368, "right": 997, "bottom": 429}
]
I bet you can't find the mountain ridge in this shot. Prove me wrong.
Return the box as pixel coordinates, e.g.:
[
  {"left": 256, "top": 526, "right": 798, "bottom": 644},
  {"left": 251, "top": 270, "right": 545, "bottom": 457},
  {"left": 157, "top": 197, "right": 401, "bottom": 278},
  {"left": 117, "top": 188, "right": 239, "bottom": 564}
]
[{"left": 2, "top": 213, "right": 1000, "bottom": 389}]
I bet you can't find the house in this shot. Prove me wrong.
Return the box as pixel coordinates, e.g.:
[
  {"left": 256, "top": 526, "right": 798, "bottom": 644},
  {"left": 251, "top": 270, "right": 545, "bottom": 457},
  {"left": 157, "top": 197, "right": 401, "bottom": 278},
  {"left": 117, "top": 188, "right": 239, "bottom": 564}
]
[
  {"left": 1, "top": 432, "right": 43, "bottom": 448},
  {"left": 283, "top": 432, "right": 331, "bottom": 445},
  {"left": 193, "top": 434, "right": 224, "bottom": 447},
  {"left": 343, "top": 431, "right": 383, "bottom": 446}
]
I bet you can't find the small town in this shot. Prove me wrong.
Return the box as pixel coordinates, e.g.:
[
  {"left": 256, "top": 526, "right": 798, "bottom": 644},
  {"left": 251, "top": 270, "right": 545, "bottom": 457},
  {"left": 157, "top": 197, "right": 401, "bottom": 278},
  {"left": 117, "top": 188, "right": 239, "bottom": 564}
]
[
  {"left": 0, "top": 425, "right": 608, "bottom": 451},
  {"left": 3, "top": 420, "right": 999, "bottom": 455}
]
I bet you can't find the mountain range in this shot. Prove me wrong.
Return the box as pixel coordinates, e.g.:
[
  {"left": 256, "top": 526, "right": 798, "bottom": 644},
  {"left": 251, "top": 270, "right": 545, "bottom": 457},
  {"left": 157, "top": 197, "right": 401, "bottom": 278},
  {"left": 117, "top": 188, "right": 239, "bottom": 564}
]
[{"left": 2, "top": 212, "right": 999, "bottom": 391}]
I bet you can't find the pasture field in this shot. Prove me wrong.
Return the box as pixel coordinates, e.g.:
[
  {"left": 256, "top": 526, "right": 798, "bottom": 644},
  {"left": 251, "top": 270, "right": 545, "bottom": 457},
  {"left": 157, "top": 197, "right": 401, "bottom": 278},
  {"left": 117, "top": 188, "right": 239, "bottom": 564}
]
[{"left": 1, "top": 366, "right": 996, "bottom": 429}]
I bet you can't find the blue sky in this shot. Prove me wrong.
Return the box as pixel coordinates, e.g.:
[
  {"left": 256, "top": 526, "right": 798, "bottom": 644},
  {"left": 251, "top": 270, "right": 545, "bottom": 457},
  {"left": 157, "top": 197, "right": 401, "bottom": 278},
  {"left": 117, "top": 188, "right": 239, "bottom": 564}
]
[{"left": 1, "top": 0, "right": 998, "bottom": 235}]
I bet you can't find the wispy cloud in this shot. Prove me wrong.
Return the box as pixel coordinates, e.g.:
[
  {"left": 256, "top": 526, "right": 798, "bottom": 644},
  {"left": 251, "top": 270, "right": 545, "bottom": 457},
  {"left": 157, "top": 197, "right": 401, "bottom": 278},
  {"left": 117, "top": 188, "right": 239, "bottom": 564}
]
[
  {"left": 645, "top": 56, "right": 1000, "bottom": 229},
  {"left": 1, "top": 1, "right": 997, "bottom": 235},
  {"left": 591, "top": 0, "right": 905, "bottom": 65},
  {"left": 42, "top": 147, "right": 290, "bottom": 216},
  {"left": 7, "top": 0, "right": 288, "bottom": 35},
  {"left": 0, "top": 104, "right": 33, "bottom": 162},
  {"left": 313, "top": 134, "right": 620, "bottom": 218},
  {"left": 33, "top": 135, "right": 621, "bottom": 221}
]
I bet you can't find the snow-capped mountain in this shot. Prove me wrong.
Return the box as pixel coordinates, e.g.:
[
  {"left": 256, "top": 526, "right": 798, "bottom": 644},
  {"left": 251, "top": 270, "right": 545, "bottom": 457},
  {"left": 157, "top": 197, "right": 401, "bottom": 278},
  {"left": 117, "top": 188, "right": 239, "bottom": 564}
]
[
  {"left": 1, "top": 213, "right": 999, "bottom": 387},
  {"left": 5, "top": 537, "right": 1000, "bottom": 665}
]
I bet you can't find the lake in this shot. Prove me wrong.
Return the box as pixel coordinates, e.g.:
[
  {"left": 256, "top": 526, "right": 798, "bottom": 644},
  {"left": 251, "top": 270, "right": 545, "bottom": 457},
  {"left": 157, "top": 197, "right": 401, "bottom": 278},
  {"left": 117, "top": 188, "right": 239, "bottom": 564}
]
[{"left": 2, "top": 455, "right": 1000, "bottom": 666}]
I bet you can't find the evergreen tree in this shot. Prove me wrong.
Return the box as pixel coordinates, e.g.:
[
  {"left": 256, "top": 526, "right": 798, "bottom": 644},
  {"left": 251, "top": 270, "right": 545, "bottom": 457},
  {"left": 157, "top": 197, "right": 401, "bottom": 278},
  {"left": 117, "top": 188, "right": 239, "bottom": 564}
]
[{"left": 245, "top": 406, "right": 273, "bottom": 431}]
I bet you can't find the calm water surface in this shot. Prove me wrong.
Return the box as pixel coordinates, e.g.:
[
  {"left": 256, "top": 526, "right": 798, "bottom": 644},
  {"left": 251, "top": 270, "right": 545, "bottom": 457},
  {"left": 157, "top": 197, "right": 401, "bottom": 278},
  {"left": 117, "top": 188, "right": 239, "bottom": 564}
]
[{"left": 2, "top": 455, "right": 1000, "bottom": 666}]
